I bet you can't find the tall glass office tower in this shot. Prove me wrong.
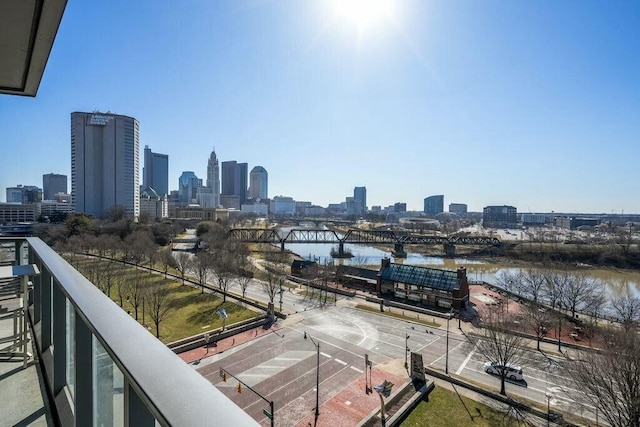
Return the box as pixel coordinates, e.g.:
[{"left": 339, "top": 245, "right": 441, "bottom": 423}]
[{"left": 143, "top": 145, "right": 169, "bottom": 196}]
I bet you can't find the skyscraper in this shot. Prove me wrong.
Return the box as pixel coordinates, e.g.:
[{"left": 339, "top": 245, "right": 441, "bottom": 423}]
[
  {"left": 206, "top": 149, "right": 220, "bottom": 207},
  {"left": 42, "top": 173, "right": 67, "bottom": 200},
  {"left": 71, "top": 112, "right": 140, "bottom": 217},
  {"left": 221, "top": 161, "right": 248, "bottom": 206},
  {"left": 143, "top": 145, "right": 169, "bottom": 196},
  {"left": 249, "top": 166, "right": 268, "bottom": 200},
  {"left": 178, "top": 171, "right": 202, "bottom": 205},
  {"left": 424, "top": 195, "right": 444, "bottom": 216},
  {"left": 353, "top": 186, "right": 367, "bottom": 214}
]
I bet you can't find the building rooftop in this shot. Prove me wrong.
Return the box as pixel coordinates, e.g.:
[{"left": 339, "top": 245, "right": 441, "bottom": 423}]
[{"left": 380, "top": 263, "right": 461, "bottom": 292}]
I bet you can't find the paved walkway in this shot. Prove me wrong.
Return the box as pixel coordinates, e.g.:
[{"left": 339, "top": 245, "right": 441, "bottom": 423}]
[
  {"left": 179, "top": 323, "right": 284, "bottom": 365},
  {"left": 294, "top": 361, "right": 407, "bottom": 427}
]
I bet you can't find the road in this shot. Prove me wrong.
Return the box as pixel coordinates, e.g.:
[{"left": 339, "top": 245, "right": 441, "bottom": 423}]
[{"left": 191, "top": 301, "right": 597, "bottom": 426}]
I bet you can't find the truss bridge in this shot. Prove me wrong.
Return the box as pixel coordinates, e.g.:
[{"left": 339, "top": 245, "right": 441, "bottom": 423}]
[{"left": 227, "top": 228, "right": 501, "bottom": 257}]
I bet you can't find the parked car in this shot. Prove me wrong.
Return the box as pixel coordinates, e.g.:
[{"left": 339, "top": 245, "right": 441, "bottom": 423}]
[{"left": 483, "top": 362, "right": 524, "bottom": 381}]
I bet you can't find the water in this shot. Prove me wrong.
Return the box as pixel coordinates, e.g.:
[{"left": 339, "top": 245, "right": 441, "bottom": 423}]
[{"left": 277, "top": 226, "right": 640, "bottom": 298}]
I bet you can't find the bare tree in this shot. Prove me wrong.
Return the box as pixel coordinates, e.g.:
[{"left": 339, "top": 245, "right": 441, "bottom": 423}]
[
  {"left": 127, "top": 270, "right": 146, "bottom": 321},
  {"left": 211, "top": 250, "right": 235, "bottom": 303},
  {"left": 494, "top": 270, "right": 519, "bottom": 313},
  {"left": 466, "top": 307, "right": 527, "bottom": 395},
  {"left": 96, "top": 258, "right": 116, "bottom": 297},
  {"left": 262, "top": 264, "right": 282, "bottom": 306},
  {"left": 518, "top": 268, "right": 546, "bottom": 303},
  {"left": 543, "top": 270, "right": 570, "bottom": 310},
  {"left": 174, "top": 251, "right": 193, "bottom": 285},
  {"left": 113, "top": 272, "right": 127, "bottom": 307},
  {"left": 610, "top": 295, "right": 640, "bottom": 330},
  {"left": 157, "top": 247, "right": 176, "bottom": 278},
  {"left": 350, "top": 254, "right": 369, "bottom": 268},
  {"left": 566, "top": 326, "right": 640, "bottom": 427},
  {"left": 562, "top": 273, "right": 601, "bottom": 319},
  {"left": 232, "top": 244, "right": 253, "bottom": 300},
  {"left": 146, "top": 284, "right": 172, "bottom": 338},
  {"left": 194, "top": 251, "right": 213, "bottom": 294},
  {"left": 522, "top": 304, "right": 554, "bottom": 351}
]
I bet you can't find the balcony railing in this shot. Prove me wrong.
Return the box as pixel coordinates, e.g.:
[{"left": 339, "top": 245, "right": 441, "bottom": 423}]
[{"left": 2, "top": 237, "right": 257, "bottom": 426}]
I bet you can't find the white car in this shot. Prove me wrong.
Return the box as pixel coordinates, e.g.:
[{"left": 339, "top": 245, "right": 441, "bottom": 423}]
[{"left": 483, "top": 362, "right": 524, "bottom": 381}]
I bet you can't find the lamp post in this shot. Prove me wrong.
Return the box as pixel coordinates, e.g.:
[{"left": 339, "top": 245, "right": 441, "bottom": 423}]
[
  {"left": 404, "top": 333, "right": 410, "bottom": 369},
  {"left": 445, "top": 312, "right": 451, "bottom": 374},
  {"left": 304, "top": 331, "right": 320, "bottom": 425},
  {"left": 545, "top": 392, "right": 552, "bottom": 427},
  {"left": 373, "top": 380, "right": 394, "bottom": 427}
]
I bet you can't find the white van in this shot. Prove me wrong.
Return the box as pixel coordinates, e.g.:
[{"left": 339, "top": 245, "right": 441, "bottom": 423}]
[{"left": 483, "top": 362, "right": 524, "bottom": 381}]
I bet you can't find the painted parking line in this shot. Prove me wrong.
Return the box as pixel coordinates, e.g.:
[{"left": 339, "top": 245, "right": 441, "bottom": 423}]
[
  {"left": 334, "top": 358, "right": 347, "bottom": 366},
  {"left": 350, "top": 366, "right": 364, "bottom": 373},
  {"left": 320, "top": 352, "right": 332, "bottom": 358},
  {"left": 455, "top": 343, "right": 478, "bottom": 375}
]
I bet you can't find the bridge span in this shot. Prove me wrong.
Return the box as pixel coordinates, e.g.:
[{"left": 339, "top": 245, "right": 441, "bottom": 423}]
[{"left": 226, "top": 228, "right": 501, "bottom": 257}]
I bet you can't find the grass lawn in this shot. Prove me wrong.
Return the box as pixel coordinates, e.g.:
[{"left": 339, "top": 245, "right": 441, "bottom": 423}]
[
  {"left": 355, "top": 304, "right": 441, "bottom": 327},
  {"left": 68, "top": 257, "right": 259, "bottom": 343},
  {"left": 403, "top": 387, "right": 514, "bottom": 427}
]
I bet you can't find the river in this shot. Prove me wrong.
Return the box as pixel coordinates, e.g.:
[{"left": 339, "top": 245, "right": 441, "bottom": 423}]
[{"left": 279, "top": 227, "right": 640, "bottom": 298}]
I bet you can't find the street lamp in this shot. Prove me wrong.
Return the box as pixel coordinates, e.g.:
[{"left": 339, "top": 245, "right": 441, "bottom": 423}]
[
  {"left": 373, "top": 380, "right": 394, "bottom": 427},
  {"left": 545, "top": 392, "right": 552, "bottom": 427},
  {"left": 404, "top": 333, "right": 410, "bottom": 369},
  {"left": 445, "top": 310, "right": 452, "bottom": 374},
  {"left": 304, "top": 331, "right": 320, "bottom": 425}
]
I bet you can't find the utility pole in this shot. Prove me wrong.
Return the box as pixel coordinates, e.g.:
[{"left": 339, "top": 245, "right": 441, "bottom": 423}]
[
  {"left": 304, "top": 331, "right": 320, "bottom": 425},
  {"left": 404, "top": 333, "right": 410, "bottom": 369},
  {"left": 445, "top": 313, "right": 451, "bottom": 374}
]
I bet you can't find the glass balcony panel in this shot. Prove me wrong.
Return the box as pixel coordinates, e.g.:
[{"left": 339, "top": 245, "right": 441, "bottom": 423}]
[
  {"left": 66, "top": 298, "right": 75, "bottom": 399},
  {"left": 93, "top": 336, "right": 124, "bottom": 427}
]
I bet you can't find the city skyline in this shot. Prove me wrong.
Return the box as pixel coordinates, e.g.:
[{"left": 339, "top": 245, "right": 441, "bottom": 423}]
[{"left": 0, "top": 1, "right": 638, "bottom": 212}]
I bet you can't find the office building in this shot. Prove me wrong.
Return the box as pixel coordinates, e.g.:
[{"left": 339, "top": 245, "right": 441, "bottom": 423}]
[
  {"left": 178, "top": 171, "right": 202, "bottom": 205},
  {"left": 219, "top": 194, "right": 240, "bottom": 210},
  {"left": 140, "top": 187, "right": 168, "bottom": 220},
  {"left": 483, "top": 205, "right": 518, "bottom": 228},
  {"left": 42, "top": 174, "right": 67, "bottom": 200},
  {"left": 423, "top": 195, "right": 444, "bottom": 216},
  {"left": 196, "top": 187, "right": 216, "bottom": 208},
  {"left": 554, "top": 216, "right": 600, "bottom": 230},
  {"left": 206, "top": 149, "right": 220, "bottom": 207},
  {"left": 271, "top": 196, "right": 296, "bottom": 215},
  {"left": 221, "top": 161, "right": 248, "bottom": 205},
  {"left": 6, "top": 185, "right": 42, "bottom": 204},
  {"left": 248, "top": 166, "right": 268, "bottom": 200},
  {"left": 448, "top": 203, "right": 468, "bottom": 214},
  {"left": 40, "top": 200, "right": 74, "bottom": 217},
  {"left": 71, "top": 112, "right": 140, "bottom": 218},
  {"left": 241, "top": 203, "right": 268, "bottom": 216},
  {"left": 353, "top": 186, "right": 367, "bottom": 214},
  {"left": 394, "top": 202, "right": 407, "bottom": 213},
  {"left": 143, "top": 145, "right": 169, "bottom": 196}
]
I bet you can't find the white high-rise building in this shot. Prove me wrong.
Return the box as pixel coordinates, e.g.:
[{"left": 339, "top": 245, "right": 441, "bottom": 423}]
[
  {"left": 206, "top": 148, "right": 220, "bottom": 207},
  {"left": 71, "top": 112, "right": 140, "bottom": 218}
]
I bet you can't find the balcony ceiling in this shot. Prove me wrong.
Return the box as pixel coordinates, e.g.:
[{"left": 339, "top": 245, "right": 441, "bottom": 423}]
[{"left": 0, "top": 0, "right": 67, "bottom": 96}]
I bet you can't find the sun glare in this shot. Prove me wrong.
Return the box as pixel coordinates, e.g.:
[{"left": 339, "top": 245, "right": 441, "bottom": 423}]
[{"left": 333, "top": 0, "right": 397, "bottom": 32}]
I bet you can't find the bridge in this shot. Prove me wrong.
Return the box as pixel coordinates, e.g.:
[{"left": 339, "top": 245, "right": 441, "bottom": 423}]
[{"left": 226, "top": 228, "right": 501, "bottom": 257}]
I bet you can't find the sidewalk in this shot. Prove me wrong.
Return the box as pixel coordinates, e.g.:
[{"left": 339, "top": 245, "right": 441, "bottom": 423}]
[
  {"left": 178, "top": 323, "right": 282, "bottom": 364},
  {"left": 294, "top": 360, "right": 408, "bottom": 427}
]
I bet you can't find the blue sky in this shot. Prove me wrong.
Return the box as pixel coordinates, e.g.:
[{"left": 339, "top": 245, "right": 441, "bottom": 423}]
[{"left": 1, "top": 0, "right": 639, "bottom": 213}]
